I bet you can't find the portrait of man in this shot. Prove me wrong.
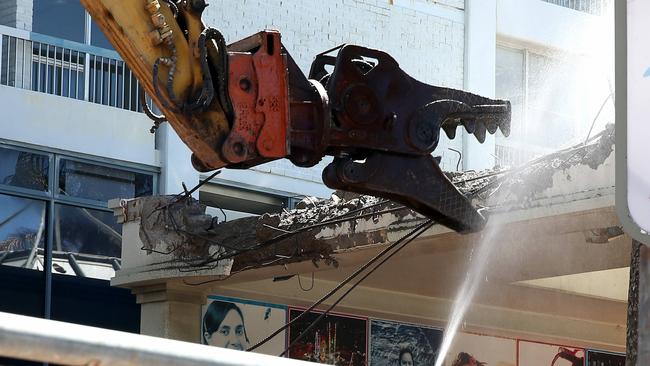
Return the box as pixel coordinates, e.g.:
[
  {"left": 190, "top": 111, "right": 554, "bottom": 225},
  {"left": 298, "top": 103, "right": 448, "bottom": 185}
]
[
  {"left": 399, "top": 348, "right": 415, "bottom": 366},
  {"left": 370, "top": 319, "right": 443, "bottom": 366}
]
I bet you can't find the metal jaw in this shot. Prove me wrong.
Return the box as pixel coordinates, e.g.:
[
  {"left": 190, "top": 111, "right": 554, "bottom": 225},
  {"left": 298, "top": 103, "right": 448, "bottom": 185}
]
[
  {"left": 310, "top": 45, "right": 511, "bottom": 232},
  {"left": 323, "top": 153, "right": 486, "bottom": 233}
]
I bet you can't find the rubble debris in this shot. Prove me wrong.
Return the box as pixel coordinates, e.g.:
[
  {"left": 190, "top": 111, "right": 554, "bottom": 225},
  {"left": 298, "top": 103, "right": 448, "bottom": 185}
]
[{"left": 135, "top": 126, "right": 615, "bottom": 275}]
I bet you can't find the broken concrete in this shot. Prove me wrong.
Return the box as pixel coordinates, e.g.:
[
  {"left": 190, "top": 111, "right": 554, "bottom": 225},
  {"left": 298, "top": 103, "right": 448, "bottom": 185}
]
[{"left": 111, "top": 125, "right": 617, "bottom": 285}]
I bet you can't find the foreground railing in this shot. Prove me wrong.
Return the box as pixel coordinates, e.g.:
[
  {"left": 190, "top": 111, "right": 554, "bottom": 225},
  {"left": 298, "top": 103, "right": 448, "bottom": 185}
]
[
  {"left": 0, "top": 25, "right": 152, "bottom": 113},
  {"left": 0, "top": 311, "right": 317, "bottom": 366}
]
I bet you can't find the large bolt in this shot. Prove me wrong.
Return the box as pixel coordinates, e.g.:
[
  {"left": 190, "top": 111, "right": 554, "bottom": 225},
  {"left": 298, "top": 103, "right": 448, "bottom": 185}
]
[{"left": 239, "top": 78, "right": 252, "bottom": 92}]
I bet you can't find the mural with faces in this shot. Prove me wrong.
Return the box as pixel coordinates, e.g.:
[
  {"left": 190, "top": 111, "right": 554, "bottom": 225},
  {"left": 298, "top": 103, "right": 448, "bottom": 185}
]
[{"left": 201, "top": 296, "right": 287, "bottom": 356}]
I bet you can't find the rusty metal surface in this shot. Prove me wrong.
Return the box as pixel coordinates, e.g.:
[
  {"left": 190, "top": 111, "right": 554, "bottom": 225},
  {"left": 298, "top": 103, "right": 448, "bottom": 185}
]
[
  {"left": 83, "top": 0, "right": 512, "bottom": 233},
  {"left": 311, "top": 45, "right": 510, "bottom": 232},
  {"left": 323, "top": 153, "right": 485, "bottom": 233},
  {"left": 223, "top": 31, "right": 289, "bottom": 163}
]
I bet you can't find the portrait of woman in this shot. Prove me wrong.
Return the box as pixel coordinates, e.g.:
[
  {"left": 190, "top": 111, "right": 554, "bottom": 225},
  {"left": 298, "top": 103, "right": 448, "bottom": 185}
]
[
  {"left": 201, "top": 296, "right": 287, "bottom": 355},
  {"left": 202, "top": 300, "right": 250, "bottom": 351}
]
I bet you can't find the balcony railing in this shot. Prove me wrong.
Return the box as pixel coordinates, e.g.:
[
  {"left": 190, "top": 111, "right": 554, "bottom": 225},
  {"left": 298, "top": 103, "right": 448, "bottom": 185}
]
[
  {"left": 0, "top": 25, "right": 152, "bottom": 113},
  {"left": 541, "top": 0, "right": 608, "bottom": 15}
]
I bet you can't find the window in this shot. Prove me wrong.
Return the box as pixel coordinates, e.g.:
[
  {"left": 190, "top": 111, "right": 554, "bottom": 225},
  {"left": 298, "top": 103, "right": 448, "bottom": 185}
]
[
  {"left": 0, "top": 143, "right": 156, "bottom": 280},
  {"left": 32, "top": 0, "right": 86, "bottom": 44},
  {"left": 541, "top": 0, "right": 608, "bottom": 15},
  {"left": 495, "top": 46, "right": 614, "bottom": 167},
  {"left": 30, "top": 0, "right": 114, "bottom": 51}
]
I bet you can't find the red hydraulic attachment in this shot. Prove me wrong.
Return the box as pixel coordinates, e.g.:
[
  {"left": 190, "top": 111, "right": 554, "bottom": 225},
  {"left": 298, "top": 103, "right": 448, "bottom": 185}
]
[{"left": 206, "top": 30, "right": 511, "bottom": 233}]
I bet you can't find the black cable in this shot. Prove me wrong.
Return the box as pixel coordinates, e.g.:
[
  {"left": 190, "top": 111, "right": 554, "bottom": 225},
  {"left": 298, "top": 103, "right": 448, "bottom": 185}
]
[
  {"left": 246, "top": 219, "right": 433, "bottom": 352},
  {"left": 196, "top": 205, "right": 411, "bottom": 267},
  {"left": 139, "top": 89, "right": 167, "bottom": 133},
  {"left": 297, "top": 272, "right": 315, "bottom": 291},
  {"left": 279, "top": 219, "right": 434, "bottom": 357}
]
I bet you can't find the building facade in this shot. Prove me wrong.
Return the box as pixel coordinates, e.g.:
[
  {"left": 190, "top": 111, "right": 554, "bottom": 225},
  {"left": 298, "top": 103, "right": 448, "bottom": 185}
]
[{"left": 0, "top": 0, "right": 619, "bottom": 364}]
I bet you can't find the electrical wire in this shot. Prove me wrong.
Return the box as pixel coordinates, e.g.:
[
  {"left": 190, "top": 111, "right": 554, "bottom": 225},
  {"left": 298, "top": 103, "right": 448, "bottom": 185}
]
[
  {"left": 297, "top": 273, "right": 315, "bottom": 292},
  {"left": 246, "top": 219, "right": 433, "bottom": 352},
  {"left": 279, "top": 219, "right": 434, "bottom": 357}
]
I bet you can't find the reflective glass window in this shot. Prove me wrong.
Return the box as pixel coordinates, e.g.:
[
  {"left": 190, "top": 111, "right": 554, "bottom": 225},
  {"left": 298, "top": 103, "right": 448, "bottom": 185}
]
[
  {"left": 0, "top": 194, "right": 47, "bottom": 270},
  {"left": 32, "top": 0, "right": 86, "bottom": 43},
  {"left": 0, "top": 147, "right": 49, "bottom": 192},
  {"left": 55, "top": 204, "right": 121, "bottom": 258},
  {"left": 58, "top": 159, "right": 153, "bottom": 202},
  {"left": 90, "top": 20, "right": 114, "bottom": 50}
]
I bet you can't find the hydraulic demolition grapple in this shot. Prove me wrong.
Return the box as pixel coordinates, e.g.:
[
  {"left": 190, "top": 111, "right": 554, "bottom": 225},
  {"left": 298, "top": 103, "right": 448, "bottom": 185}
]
[{"left": 81, "top": 0, "right": 511, "bottom": 233}]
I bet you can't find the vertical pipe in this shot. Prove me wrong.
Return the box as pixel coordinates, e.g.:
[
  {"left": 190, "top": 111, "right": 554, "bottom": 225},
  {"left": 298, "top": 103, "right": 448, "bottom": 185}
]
[
  {"left": 136, "top": 79, "right": 140, "bottom": 112},
  {"left": 44, "top": 45, "right": 50, "bottom": 94},
  {"left": 68, "top": 50, "right": 72, "bottom": 98},
  {"left": 13, "top": 38, "right": 20, "bottom": 87},
  {"left": 121, "top": 61, "right": 126, "bottom": 109},
  {"left": 100, "top": 56, "right": 104, "bottom": 105},
  {"left": 35, "top": 43, "right": 40, "bottom": 92},
  {"left": 52, "top": 46, "right": 57, "bottom": 95},
  {"left": 83, "top": 53, "right": 90, "bottom": 101},
  {"left": 0, "top": 35, "right": 3, "bottom": 85},
  {"left": 60, "top": 48, "right": 65, "bottom": 96},
  {"left": 113, "top": 60, "right": 118, "bottom": 107},
  {"left": 6, "top": 37, "right": 12, "bottom": 86},
  {"left": 627, "top": 240, "right": 642, "bottom": 366},
  {"left": 19, "top": 38, "right": 25, "bottom": 89},
  {"left": 24, "top": 40, "right": 31, "bottom": 90},
  {"left": 44, "top": 202, "right": 54, "bottom": 320}
]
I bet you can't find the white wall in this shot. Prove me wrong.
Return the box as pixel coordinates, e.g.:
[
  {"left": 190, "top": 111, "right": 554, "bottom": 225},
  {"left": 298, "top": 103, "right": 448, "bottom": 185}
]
[
  {"left": 1, "top": 85, "right": 157, "bottom": 166},
  {"left": 463, "top": 0, "right": 497, "bottom": 170},
  {"left": 202, "top": 0, "right": 467, "bottom": 189},
  {"left": 496, "top": 0, "right": 607, "bottom": 55},
  {"left": 0, "top": 0, "right": 32, "bottom": 31}
]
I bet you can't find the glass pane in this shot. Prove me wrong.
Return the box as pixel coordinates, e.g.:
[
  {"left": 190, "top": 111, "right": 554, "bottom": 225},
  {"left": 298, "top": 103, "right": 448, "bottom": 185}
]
[
  {"left": 0, "top": 147, "right": 49, "bottom": 192},
  {"left": 527, "top": 52, "right": 611, "bottom": 151},
  {"left": 55, "top": 204, "right": 121, "bottom": 258},
  {"left": 32, "top": 0, "right": 86, "bottom": 43},
  {"left": 58, "top": 159, "right": 153, "bottom": 202},
  {"left": 496, "top": 47, "right": 525, "bottom": 140},
  {"left": 0, "top": 194, "right": 46, "bottom": 271},
  {"left": 90, "top": 18, "right": 114, "bottom": 50}
]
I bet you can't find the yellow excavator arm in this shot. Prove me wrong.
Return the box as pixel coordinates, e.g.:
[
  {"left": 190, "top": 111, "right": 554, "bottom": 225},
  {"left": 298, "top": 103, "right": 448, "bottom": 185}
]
[{"left": 82, "top": 0, "right": 512, "bottom": 233}]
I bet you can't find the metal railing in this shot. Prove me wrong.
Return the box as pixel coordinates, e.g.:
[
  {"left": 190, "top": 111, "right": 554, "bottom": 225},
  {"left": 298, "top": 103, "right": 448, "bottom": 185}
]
[
  {"left": 0, "top": 311, "right": 318, "bottom": 366},
  {"left": 0, "top": 25, "right": 148, "bottom": 113},
  {"left": 541, "top": 0, "right": 608, "bottom": 15}
]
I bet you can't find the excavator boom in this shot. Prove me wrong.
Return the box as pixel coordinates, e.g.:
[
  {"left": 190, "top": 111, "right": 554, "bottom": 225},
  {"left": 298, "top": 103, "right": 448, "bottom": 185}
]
[{"left": 81, "top": 0, "right": 511, "bottom": 233}]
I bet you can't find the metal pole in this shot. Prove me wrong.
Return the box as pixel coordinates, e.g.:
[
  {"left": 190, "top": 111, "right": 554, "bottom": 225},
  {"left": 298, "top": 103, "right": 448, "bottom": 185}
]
[
  {"left": 0, "top": 312, "right": 319, "bottom": 366},
  {"left": 627, "top": 240, "right": 641, "bottom": 366}
]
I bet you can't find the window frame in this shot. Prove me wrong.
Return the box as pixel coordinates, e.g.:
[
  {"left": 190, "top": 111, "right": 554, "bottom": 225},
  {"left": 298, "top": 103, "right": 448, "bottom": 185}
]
[{"left": 0, "top": 140, "right": 158, "bottom": 296}]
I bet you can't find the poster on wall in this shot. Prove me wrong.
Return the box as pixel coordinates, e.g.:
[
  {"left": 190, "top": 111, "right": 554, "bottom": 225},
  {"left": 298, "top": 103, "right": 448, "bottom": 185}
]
[
  {"left": 287, "top": 308, "right": 367, "bottom": 365},
  {"left": 518, "top": 340, "right": 585, "bottom": 366},
  {"left": 201, "top": 296, "right": 287, "bottom": 356},
  {"left": 441, "top": 332, "right": 516, "bottom": 366},
  {"left": 586, "top": 350, "right": 625, "bottom": 366},
  {"left": 369, "top": 319, "right": 443, "bottom": 366}
]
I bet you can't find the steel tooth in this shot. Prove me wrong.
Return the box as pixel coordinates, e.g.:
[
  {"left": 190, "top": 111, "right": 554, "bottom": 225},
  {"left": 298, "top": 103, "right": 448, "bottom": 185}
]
[
  {"left": 462, "top": 120, "right": 476, "bottom": 133},
  {"left": 499, "top": 119, "right": 511, "bottom": 137},
  {"left": 443, "top": 125, "right": 457, "bottom": 139},
  {"left": 486, "top": 121, "right": 498, "bottom": 134},
  {"left": 475, "top": 123, "right": 487, "bottom": 143}
]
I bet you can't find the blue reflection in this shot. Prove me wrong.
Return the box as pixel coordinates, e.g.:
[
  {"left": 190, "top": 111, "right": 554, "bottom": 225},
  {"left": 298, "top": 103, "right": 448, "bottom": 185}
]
[{"left": 0, "top": 194, "right": 46, "bottom": 252}]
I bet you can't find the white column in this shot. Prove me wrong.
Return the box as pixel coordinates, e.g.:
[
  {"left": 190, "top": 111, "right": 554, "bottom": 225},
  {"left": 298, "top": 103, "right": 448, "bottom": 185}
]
[
  {"left": 157, "top": 123, "right": 200, "bottom": 197},
  {"left": 462, "top": 0, "right": 497, "bottom": 171}
]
